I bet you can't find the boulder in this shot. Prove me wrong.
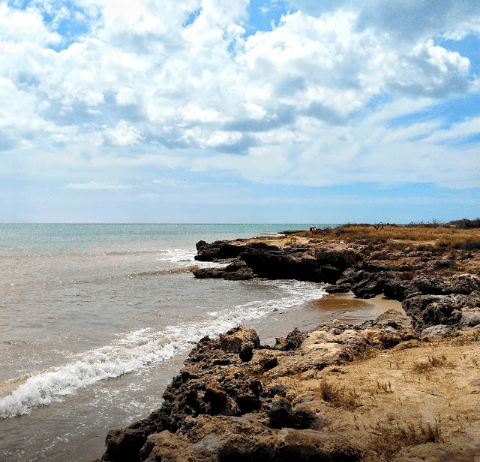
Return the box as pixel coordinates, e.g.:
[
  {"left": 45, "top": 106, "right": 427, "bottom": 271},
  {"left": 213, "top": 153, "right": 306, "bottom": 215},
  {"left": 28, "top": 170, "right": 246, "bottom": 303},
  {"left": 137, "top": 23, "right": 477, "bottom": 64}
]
[{"left": 460, "top": 309, "right": 480, "bottom": 327}]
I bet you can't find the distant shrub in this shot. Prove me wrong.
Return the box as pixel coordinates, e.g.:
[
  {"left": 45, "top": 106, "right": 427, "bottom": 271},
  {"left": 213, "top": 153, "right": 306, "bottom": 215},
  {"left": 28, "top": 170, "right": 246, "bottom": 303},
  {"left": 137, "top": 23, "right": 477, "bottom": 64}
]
[{"left": 449, "top": 218, "right": 480, "bottom": 229}]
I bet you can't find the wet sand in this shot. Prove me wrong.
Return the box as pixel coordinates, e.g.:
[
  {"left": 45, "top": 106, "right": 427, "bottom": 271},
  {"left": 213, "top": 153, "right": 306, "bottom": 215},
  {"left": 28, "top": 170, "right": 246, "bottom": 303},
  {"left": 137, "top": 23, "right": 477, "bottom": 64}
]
[
  {"left": 254, "top": 291, "right": 404, "bottom": 347},
  {"left": 306, "top": 291, "right": 405, "bottom": 319}
]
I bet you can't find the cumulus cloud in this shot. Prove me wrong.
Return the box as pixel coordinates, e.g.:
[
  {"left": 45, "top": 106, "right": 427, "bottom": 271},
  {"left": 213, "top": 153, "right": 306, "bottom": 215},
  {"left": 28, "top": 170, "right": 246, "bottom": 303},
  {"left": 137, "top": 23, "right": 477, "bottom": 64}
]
[
  {"left": 0, "top": 3, "right": 61, "bottom": 45},
  {"left": 0, "top": 0, "right": 479, "bottom": 192},
  {"left": 102, "top": 120, "right": 143, "bottom": 146}
]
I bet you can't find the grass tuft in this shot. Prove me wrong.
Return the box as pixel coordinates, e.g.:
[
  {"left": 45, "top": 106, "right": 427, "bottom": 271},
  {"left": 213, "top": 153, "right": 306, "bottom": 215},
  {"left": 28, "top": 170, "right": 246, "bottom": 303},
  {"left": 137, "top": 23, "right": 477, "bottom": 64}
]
[
  {"left": 367, "top": 419, "right": 442, "bottom": 460},
  {"left": 412, "top": 355, "right": 448, "bottom": 374},
  {"left": 317, "top": 381, "right": 360, "bottom": 409}
]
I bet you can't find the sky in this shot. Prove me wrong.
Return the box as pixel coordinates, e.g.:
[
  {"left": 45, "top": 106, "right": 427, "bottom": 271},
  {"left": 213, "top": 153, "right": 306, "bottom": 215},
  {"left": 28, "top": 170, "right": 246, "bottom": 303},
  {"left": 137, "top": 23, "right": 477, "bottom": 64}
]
[{"left": 1, "top": 0, "right": 480, "bottom": 223}]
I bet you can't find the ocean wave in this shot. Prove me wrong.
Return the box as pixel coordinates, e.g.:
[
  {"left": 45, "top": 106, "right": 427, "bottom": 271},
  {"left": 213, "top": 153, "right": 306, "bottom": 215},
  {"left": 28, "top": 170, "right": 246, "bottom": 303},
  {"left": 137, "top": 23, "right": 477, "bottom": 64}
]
[
  {"left": 0, "top": 280, "right": 325, "bottom": 419},
  {"left": 157, "top": 248, "right": 197, "bottom": 264}
]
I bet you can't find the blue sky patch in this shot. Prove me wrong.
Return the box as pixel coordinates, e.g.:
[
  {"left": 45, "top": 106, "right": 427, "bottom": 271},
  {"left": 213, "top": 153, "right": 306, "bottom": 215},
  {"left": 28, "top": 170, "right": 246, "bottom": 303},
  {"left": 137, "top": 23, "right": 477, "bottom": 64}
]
[
  {"left": 183, "top": 8, "right": 202, "bottom": 27},
  {"left": 437, "top": 34, "right": 480, "bottom": 77},
  {"left": 244, "top": 0, "right": 295, "bottom": 36},
  {"left": 387, "top": 93, "right": 480, "bottom": 130}
]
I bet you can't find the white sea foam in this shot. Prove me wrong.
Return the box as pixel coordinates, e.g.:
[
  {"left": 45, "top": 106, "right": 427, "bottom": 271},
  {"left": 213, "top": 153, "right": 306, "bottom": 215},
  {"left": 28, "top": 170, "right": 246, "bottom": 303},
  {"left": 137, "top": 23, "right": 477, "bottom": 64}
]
[
  {"left": 156, "top": 248, "right": 225, "bottom": 269},
  {"left": 0, "top": 280, "right": 325, "bottom": 419},
  {"left": 157, "top": 248, "right": 196, "bottom": 264}
]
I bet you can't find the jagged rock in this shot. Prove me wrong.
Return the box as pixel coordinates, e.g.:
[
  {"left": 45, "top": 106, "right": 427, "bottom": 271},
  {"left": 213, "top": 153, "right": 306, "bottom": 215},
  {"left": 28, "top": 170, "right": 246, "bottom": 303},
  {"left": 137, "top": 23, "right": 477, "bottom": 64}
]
[
  {"left": 351, "top": 272, "right": 386, "bottom": 299},
  {"left": 266, "top": 398, "right": 316, "bottom": 429},
  {"left": 410, "top": 275, "right": 447, "bottom": 295},
  {"left": 239, "top": 247, "right": 345, "bottom": 283},
  {"left": 259, "top": 354, "right": 278, "bottom": 371},
  {"left": 195, "top": 241, "right": 244, "bottom": 261},
  {"left": 193, "top": 260, "right": 255, "bottom": 280},
  {"left": 95, "top": 231, "right": 480, "bottom": 462},
  {"left": 139, "top": 415, "right": 363, "bottom": 462},
  {"left": 277, "top": 327, "right": 307, "bottom": 351},
  {"left": 460, "top": 309, "right": 480, "bottom": 327},
  {"left": 403, "top": 294, "right": 480, "bottom": 328},
  {"left": 420, "top": 325, "right": 452, "bottom": 340},
  {"left": 448, "top": 273, "right": 480, "bottom": 295},
  {"left": 217, "top": 326, "right": 260, "bottom": 353},
  {"left": 223, "top": 260, "right": 256, "bottom": 280},
  {"left": 314, "top": 250, "right": 360, "bottom": 270},
  {"left": 193, "top": 268, "right": 228, "bottom": 279},
  {"left": 324, "top": 282, "right": 352, "bottom": 293},
  {"left": 382, "top": 279, "right": 411, "bottom": 301}
]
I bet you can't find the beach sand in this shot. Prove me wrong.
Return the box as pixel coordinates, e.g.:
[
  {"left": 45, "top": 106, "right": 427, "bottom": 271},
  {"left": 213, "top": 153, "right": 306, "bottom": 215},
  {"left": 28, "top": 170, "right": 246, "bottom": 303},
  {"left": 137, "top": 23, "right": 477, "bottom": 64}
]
[
  {"left": 255, "top": 292, "right": 403, "bottom": 347},
  {"left": 306, "top": 292, "right": 405, "bottom": 318}
]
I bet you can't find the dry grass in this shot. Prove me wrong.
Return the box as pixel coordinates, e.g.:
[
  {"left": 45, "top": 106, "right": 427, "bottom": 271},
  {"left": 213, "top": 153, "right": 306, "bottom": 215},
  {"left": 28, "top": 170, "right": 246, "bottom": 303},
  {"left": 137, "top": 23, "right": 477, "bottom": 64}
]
[
  {"left": 316, "top": 380, "right": 360, "bottom": 410},
  {"left": 367, "top": 419, "right": 442, "bottom": 461},
  {"left": 290, "top": 224, "right": 480, "bottom": 250},
  {"left": 412, "top": 354, "right": 448, "bottom": 374}
]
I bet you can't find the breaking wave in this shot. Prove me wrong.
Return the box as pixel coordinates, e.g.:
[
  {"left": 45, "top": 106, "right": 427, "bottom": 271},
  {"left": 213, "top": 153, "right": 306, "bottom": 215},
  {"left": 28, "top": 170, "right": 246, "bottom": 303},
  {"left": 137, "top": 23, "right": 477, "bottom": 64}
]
[{"left": 0, "top": 280, "right": 325, "bottom": 419}]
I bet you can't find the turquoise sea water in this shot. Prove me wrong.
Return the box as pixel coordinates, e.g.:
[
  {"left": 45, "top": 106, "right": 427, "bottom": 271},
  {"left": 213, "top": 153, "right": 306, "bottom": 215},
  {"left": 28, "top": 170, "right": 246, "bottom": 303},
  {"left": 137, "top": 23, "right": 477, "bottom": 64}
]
[
  {"left": 0, "top": 223, "right": 319, "bottom": 251},
  {"left": 0, "top": 223, "right": 342, "bottom": 462}
]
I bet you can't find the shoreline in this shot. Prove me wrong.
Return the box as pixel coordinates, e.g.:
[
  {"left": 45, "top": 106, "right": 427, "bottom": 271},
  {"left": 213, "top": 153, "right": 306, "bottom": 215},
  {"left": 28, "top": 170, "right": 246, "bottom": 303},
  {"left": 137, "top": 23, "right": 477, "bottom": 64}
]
[{"left": 94, "top": 224, "right": 480, "bottom": 462}]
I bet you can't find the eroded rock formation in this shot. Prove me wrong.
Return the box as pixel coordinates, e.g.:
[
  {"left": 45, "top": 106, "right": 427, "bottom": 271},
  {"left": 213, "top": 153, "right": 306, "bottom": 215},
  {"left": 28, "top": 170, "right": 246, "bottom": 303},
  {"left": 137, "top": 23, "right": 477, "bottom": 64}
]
[
  {"left": 95, "top": 227, "right": 480, "bottom": 461},
  {"left": 194, "top": 235, "right": 480, "bottom": 330}
]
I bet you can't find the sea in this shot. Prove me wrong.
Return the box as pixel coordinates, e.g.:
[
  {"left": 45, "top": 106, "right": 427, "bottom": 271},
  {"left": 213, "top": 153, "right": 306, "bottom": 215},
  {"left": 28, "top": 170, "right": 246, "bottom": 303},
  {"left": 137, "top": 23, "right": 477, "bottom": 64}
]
[{"left": 0, "top": 223, "right": 366, "bottom": 462}]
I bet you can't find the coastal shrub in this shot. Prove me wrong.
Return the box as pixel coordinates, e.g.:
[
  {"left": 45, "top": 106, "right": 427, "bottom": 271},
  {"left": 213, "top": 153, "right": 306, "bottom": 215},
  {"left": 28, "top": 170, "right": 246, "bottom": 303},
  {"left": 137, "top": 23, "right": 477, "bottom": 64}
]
[
  {"left": 290, "top": 224, "right": 480, "bottom": 255},
  {"left": 449, "top": 218, "right": 480, "bottom": 229}
]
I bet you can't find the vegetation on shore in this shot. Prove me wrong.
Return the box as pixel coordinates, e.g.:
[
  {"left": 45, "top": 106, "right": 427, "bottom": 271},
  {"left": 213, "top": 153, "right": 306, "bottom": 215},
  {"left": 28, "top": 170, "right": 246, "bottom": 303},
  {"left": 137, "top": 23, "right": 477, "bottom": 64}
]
[{"left": 290, "top": 220, "right": 480, "bottom": 251}]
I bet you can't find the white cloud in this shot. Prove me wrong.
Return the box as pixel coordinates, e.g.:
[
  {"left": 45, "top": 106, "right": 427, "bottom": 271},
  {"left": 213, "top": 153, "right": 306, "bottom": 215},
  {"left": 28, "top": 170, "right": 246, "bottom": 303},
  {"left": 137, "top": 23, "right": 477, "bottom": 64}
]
[
  {"left": 102, "top": 120, "right": 143, "bottom": 146},
  {"left": 0, "top": 3, "right": 61, "bottom": 45},
  {"left": 0, "top": 0, "right": 479, "bottom": 192},
  {"left": 116, "top": 87, "right": 137, "bottom": 105},
  {"left": 287, "top": 0, "right": 480, "bottom": 42},
  {"left": 423, "top": 116, "right": 480, "bottom": 143},
  {"left": 66, "top": 182, "right": 132, "bottom": 190},
  {"left": 444, "top": 17, "right": 480, "bottom": 40}
]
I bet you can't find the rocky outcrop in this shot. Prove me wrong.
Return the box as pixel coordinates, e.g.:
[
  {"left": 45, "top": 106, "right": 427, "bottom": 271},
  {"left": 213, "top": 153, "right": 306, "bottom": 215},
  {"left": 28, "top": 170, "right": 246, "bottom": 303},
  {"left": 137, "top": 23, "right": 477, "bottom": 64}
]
[
  {"left": 194, "top": 242, "right": 361, "bottom": 285},
  {"left": 194, "top": 238, "right": 480, "bottom": 330},
  {"left": 194, "top": 241, "right": 245, "bottom": 261},
  {"left": 140, "top": 415, "right": 362, "bottom": 462},
  {"left": 240, "top": 247, "right": 345, "bottom": 283},
  {"left": 193, "top": 260, "right": 256, "bottom": 280},
  {"left": 96, "top": 313, "right": 428, "bottom": 462},
  {"left": 94, "top": 229, "right": 480, "bottom": 462},
  {"left": 94, "top": 309, "right": 480, "bottom": 462},
  {"left": 402, "top": 293, "right": 480, "bottom": 328}
]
